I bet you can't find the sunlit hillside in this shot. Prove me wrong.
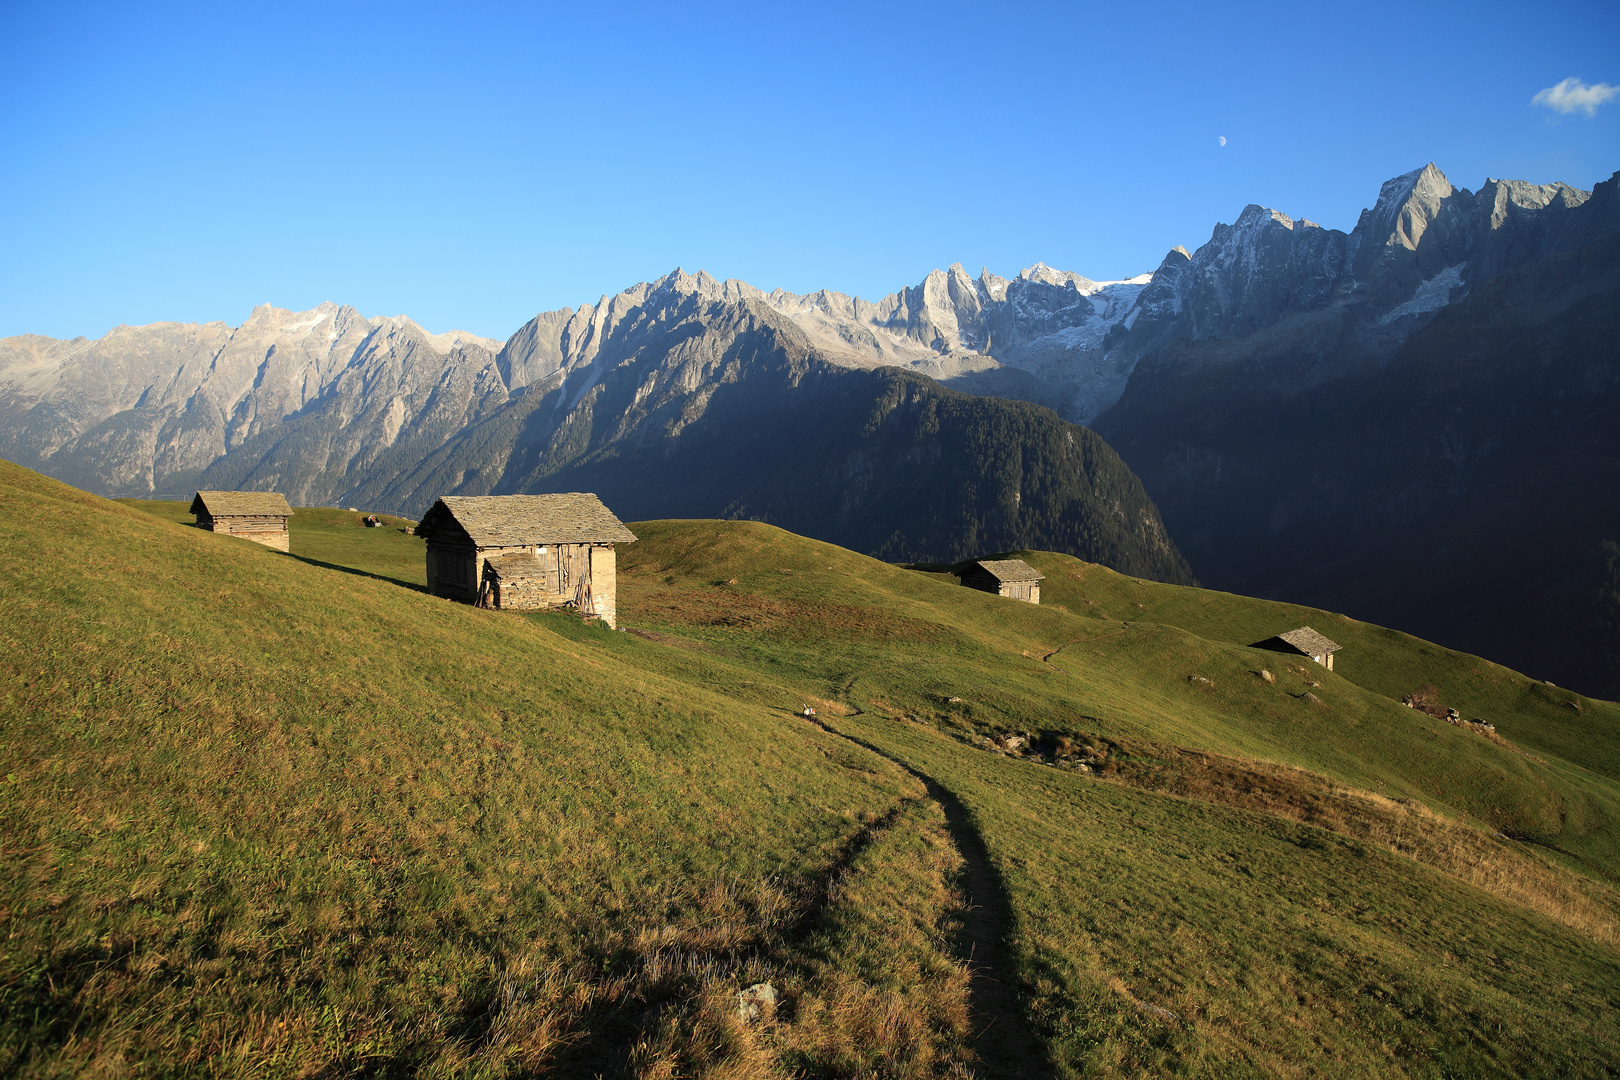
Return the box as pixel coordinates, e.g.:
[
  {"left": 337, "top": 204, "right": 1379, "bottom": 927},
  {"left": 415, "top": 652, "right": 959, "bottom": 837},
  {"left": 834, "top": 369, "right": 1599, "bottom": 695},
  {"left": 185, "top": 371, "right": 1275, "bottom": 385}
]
[{"left": 1, "top": 464, "right": 1615, "bottom": 1078}]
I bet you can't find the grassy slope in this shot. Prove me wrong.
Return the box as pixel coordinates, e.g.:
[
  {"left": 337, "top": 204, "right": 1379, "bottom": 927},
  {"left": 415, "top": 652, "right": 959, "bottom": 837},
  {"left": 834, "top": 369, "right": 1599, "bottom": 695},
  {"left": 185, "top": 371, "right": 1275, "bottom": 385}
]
[
  {"left": 10, "top": 478, "right": 923, "bottom": 1076},
  {"left": 1020, "top": 551, "right": 1620, "bottom": 782},
  {"left": 608, "top": 521, "right": 1620, "bottom": 1076},
  {"left": 620, "top": 524, "right": 1620, "bottom": 873},
  {"left": 4, "top": 479, "right": 1616, "bottom": 1077},
  {"left": 119, "top": 501, "right": 429, "bottom": 591}
]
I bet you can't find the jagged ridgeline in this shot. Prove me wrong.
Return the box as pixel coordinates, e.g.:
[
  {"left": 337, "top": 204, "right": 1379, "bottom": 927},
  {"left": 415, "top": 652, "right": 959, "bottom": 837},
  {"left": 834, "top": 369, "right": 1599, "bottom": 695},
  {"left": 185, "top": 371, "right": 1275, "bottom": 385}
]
[
  {"left": 432, "top": 325, "right": 1192, "bottom": 578},
  {"left": 0, "top": 287, "right": 1191, "bottom": 582},
  {"left": 1094, "top": 169, "right": 1620, "bottom": 697}
]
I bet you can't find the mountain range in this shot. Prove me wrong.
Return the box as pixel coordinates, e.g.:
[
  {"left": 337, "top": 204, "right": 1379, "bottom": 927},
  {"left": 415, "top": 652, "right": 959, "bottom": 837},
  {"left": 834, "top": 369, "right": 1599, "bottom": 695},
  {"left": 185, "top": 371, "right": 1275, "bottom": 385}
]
[
  {"left": 0, "top": 281, "right": 1194, "bottom": 583},
  {"left": 1094, "top": 166, "right": 1620, "bottom": 699},
  {"left": 2, "top": 162, "right": 1616, "bottom": 693}
]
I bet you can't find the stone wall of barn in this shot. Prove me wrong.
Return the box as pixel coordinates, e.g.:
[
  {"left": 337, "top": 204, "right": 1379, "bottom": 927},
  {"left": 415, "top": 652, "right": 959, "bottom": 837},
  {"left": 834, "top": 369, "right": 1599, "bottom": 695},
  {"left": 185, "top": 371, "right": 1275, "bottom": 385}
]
[
  {"left": 448, "top": 542, "right": 620, "bottom": 626},
  {"left": 203, "top": 514, "right": 290, "bottom": 552},
  {"left": 428, "top": 533, "right": 623, "bottom": 626},
  {"left": 590, "top": 544, "right": 617, "bottom": 628}
]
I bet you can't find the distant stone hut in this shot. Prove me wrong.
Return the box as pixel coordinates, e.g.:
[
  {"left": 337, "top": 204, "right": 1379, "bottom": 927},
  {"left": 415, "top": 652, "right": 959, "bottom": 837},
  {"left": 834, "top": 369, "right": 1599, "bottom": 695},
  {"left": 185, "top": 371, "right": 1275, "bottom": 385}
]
[
  {"left": 189, "top": 490, "right": 292, "bottom": 551},
  {"left": 1254, "top": 626, "right": 1342, "bottom": 670},
  {"left": 959, "top": 559, "right": 1044, "bottom": 604},
  {"left": 415, "top": 494, "right": 637, "bottom": 628}
]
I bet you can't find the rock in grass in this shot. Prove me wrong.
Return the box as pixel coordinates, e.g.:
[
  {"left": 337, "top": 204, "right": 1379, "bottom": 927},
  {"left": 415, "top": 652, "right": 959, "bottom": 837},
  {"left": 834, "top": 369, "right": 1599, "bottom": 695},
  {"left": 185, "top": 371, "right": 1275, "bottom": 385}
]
[
  {"left": 1301, "top": 692, "right": 1322, "bottom": 705},
  {"left": 1258, "top": 669, "right": 1275, "bottom": 684},
  {"left": 737, "top": 982, "right": 778, "bottom": 1022}
]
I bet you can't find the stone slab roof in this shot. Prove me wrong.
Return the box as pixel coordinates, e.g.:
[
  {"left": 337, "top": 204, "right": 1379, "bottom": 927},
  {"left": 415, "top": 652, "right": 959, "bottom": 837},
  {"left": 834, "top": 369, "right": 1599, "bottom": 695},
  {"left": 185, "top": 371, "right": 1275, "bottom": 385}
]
[
  {"left": 424, "top": 494, "right": 637, "bottom": 547},
  {"left": 1276, "top": 627, "right": 1342, "bottom": 656},
  {"left": 969, "top": 558, "right": 1044, "bottom": 583},
  {"left": 190, "top": 490, "right": 293, "bottom": 517}
]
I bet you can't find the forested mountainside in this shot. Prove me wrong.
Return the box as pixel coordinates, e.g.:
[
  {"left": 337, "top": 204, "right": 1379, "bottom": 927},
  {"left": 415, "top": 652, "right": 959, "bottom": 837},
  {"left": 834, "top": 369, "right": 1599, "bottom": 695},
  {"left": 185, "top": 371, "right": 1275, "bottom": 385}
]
[{"left": 491, "top": 360, "right": 1190, "bottom": 579}]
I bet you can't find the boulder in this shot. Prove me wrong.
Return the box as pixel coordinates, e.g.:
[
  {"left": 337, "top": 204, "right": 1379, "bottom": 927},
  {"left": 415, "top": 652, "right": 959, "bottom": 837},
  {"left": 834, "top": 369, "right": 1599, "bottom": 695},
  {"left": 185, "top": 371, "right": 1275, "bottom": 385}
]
[{"left": 737, "top": 982, "right": 778, "bottom": 1023}]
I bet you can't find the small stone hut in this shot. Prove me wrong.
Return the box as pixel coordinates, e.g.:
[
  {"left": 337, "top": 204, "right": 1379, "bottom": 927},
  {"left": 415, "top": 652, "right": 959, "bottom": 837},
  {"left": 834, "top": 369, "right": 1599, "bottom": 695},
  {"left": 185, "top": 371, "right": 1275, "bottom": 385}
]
[
  {"left": 1254, "top": 626, "right": 1342, "bottom": 671},
  {"left": 959, "top": 558, "right": 1044, "bottom": 603},
  {"left": 415, "top": 493, "right": 636, "bottom": 628},
  {"left": 189, "top": 490, "right": 293, "bottom": 551}
]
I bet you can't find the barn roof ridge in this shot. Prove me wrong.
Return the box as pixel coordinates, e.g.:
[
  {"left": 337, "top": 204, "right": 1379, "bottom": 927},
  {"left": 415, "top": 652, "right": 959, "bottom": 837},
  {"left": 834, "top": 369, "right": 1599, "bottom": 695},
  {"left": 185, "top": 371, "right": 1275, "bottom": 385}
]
[
  {"left": 424, "top": 493, "right": 637, "bottom": 546},
  {"left": 190, "top": 490, "right": 293, "bottom": 517}
]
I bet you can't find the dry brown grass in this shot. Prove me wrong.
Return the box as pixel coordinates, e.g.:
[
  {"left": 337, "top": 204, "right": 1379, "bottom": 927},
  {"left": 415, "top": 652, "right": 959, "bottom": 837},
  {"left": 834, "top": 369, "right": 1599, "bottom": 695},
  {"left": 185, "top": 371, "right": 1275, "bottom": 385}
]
[
  {"left": 494, "top": 797, "right": 983, "bottom": 1079},
  {"left": 1092, "top": 742, "right": 1620, "bottom": 947},
  {"left": 764, "top": 797, "right": 978, "bottom": 1079}
]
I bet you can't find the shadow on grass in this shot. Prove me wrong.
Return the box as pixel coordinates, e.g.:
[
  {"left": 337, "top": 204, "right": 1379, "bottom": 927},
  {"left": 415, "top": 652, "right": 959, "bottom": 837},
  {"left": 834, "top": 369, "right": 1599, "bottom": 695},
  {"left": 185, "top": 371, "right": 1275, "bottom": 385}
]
[
  {"left": 284, "top": 553, "right": 430, "bottom": 595},
  {"left": 801, "top": 712, "right": 1056, "bottom": 1080},
  {"left": 541, "top": 792, "right": 924, "bottom": 1078}
]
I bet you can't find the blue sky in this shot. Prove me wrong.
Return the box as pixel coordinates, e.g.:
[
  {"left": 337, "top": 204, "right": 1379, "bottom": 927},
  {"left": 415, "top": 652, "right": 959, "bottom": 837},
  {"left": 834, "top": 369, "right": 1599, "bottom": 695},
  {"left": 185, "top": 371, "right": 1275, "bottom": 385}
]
[{"left": 3, "top": 0, "right": 1617, "bottom": 341}]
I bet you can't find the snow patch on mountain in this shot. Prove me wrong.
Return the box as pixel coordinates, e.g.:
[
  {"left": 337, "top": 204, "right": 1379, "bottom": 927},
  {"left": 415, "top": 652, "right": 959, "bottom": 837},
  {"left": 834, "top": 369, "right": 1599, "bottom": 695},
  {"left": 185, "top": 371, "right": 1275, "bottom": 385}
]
[{"left": 1380, "top": 263, "right": 1468, "bottom": 325}]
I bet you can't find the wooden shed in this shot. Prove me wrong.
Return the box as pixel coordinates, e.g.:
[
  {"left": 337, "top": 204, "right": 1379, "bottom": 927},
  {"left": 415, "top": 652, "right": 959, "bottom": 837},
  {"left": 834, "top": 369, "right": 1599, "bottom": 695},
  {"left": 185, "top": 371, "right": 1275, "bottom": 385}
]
[
  {"left": 1253, "top": 626, "right": 1342, "bottom": 671},
  {"left": 189, "top": 490, "right": 293, "bottom": 551},
  {"left": 415, "top": 493, "right": 636, "bottom": 628},
  {"left": 959, "top": 558, "right": 1044, "bottom": 603}
]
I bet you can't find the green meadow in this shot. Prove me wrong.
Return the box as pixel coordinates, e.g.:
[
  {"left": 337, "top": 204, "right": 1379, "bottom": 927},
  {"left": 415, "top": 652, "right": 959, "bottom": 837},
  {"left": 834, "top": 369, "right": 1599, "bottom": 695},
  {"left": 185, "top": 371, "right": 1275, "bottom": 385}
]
[{"left": 0, "top": 461, "right": 1615, "bottom": 1077}]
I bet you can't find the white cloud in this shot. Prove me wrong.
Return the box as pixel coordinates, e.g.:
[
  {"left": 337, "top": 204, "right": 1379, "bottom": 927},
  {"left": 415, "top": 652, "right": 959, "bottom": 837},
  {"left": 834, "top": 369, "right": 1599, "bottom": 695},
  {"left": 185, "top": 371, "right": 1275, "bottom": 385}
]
[{"left": 1532, "top": 77, "right": 1619, "bottom": 117}]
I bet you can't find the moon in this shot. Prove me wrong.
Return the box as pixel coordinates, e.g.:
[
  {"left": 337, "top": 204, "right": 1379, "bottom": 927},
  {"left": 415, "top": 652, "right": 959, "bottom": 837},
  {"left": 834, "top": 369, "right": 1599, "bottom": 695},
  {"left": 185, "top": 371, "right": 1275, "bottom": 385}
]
[{"left": 1219, "top": 136, "right": 1227, "bottom": 147}]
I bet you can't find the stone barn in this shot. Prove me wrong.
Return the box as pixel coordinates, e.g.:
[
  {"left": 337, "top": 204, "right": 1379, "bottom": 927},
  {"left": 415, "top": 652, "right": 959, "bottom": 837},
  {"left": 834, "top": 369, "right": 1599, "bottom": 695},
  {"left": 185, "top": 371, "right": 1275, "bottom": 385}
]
[
  {"left": 415, "top": 494, "right": 636, "bottom": 628},
  {"left": 189, "top": 491, "right": 293, "bottom": 551},
  {"left": 1253, "top": 626, "right": 1342, "bottom": 671},
  {"left": 959, "top": 559, "right": 1044, "bottom": 603}
]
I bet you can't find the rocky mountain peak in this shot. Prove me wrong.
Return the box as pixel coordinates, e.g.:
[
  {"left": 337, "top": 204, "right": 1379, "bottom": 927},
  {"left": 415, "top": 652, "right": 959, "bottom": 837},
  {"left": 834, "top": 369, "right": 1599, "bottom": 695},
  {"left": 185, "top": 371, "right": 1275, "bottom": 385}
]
[
  {"left": 977, "top": 267, "right": 1010, "bottom": 301},
  {"left": 652, "top": 267, "right": 761, "bottom": 308},
  {"left": 1480, "top": 177, "right": 1587, "bottom": 214},
  {"left": 1347, "top": 163, "right": 1473, "bottom": 303},
  {"left": 1367, "top": 163, "right": 1453, "bottom": 219},
  {"left": 1155, "top": 246, "right": 1193, "bottom": 274},
  {"left": 1355, "top": 163, "right": 1456, "bottom": 256},
  {"left": 1232, "top": 204, "right": 1297, "bottom": 232},
  {"left": 1019, "top": 262, "right": 1096, "bottom": 290}
]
